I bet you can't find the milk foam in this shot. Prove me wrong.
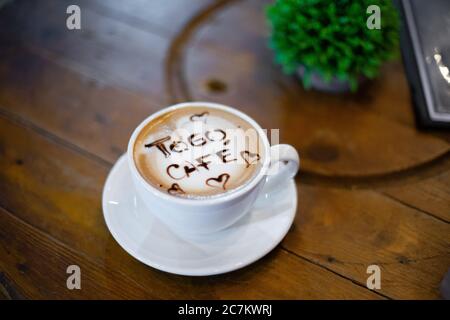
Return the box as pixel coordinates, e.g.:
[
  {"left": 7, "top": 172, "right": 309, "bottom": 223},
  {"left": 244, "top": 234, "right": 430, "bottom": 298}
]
[{"left": 133, "top": 107, "right": 264, "bottom": 198}]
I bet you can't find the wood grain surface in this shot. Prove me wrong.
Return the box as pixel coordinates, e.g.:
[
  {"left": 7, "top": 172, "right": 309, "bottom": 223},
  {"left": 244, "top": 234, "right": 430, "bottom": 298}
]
[{"left": 0, "top": 0, "right": 448, "bottom": 299}]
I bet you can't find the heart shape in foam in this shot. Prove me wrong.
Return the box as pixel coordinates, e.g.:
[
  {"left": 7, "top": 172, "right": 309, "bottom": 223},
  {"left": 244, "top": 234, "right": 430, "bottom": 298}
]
[
  {"left": 168, "top": 183, "right": 185, "bottom": 195},
  {"left": 240, "top": 150, "right": 261, "bottom": 168},
  {"left": 189, "top": 111, "right": 209, "bottom": 123},
  {"left": 206, "top": 173, "right": 230, "bottom": 190}
]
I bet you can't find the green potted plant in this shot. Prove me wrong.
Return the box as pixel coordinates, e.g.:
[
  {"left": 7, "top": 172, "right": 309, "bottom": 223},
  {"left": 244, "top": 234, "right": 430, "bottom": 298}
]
[{"left": 266, "top": 0, "right": 399, "bottom": 92}]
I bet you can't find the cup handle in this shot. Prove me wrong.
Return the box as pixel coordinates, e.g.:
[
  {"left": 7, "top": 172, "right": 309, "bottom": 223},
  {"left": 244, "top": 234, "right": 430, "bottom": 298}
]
[{"left": 263, "top": 144, "right": 300, "bottom": 193}]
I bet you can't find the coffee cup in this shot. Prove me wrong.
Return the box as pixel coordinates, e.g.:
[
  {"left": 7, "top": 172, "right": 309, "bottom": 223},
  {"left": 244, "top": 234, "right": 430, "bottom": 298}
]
[{"left": 127, "top": 102, "right": 299, "bottom": 234}]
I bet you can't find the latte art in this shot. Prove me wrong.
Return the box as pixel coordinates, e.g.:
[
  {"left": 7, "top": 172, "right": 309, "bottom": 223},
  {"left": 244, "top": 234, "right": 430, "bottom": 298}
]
[{"left": 133, "top": 106, "right": 264, "bottom": 198}]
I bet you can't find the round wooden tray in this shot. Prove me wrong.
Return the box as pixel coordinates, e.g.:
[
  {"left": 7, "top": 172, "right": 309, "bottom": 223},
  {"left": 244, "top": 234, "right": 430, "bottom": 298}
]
[{"left": 165, "top": 0, "right": 450, "bottom": 187}]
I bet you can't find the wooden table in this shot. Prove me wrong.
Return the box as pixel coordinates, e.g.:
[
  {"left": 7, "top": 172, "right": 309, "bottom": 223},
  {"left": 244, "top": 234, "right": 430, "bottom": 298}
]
[{"left": 0, "top": 0, "right": 449, "bottom": 299}]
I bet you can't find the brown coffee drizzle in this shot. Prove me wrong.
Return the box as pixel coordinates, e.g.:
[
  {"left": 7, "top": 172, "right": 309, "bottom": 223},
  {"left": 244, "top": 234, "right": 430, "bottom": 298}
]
[
  {"left": 183, "top": 161, "right": 199, "bottom": 177},
  {"left": 205, "top": 129, "right": 226, "bottom": 141},
  {"left": 196, "top": 155, "right": 211, "bottom": 170},
  {"left": 240, "top": 150, "right": 260, "bottom": 168},
  {"left": 167, "top": 164, "right": 184, "bottom": 180},
  {"left": 168, "top": 183, "right": 185, "bottom": 195},
  {"left": 169, "top": 140, "right": 189, "bottom": 153},
  {"left": 189, "top": 111, "right": 209, "bottom": 122},
  {"left": 145, "top": 136, "right": 171, "bottom": 158},
  {"left": 188, "top": 133, "right": 207, "bottom": 146},
  {"left": 216, "top": 149, "right": 237, "bottom": 163},
  {"left": 206, "top": 173, "right": 230, "bottom": 190}
]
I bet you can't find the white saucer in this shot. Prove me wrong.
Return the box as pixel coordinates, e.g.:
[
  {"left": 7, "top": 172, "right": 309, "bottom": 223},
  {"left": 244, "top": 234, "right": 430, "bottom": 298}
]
[{"left": 102, "top": 155, "right": 297, "bottom": 276}]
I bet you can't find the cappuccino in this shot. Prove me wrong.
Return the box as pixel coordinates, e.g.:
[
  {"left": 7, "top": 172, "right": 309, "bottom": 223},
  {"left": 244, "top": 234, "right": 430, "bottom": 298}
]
[{"left": 133, "top": 106, "right": 264, "bottom": 198}]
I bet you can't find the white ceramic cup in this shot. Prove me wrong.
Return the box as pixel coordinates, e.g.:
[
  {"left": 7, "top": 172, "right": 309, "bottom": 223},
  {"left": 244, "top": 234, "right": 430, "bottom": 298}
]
[{"left": 127, "top": 102, "right": 299, "bottom": 235}]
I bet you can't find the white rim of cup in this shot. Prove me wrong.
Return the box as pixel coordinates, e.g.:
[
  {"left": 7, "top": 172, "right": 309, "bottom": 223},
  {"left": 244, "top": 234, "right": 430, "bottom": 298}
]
[{"left": 127, "top": 102, "right": 272, "bottom": 206}]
